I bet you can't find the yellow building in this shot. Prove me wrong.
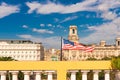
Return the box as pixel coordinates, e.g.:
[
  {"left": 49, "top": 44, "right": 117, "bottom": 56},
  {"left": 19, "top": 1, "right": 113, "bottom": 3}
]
[{"left": 63, "top": 26, "right": 120, "bottom": 61}]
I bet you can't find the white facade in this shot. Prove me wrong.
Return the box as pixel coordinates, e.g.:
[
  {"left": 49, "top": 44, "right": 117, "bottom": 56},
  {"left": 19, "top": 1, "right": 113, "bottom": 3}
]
[{"left": 0, "top": 40, "right": 44, "bottom": 61}]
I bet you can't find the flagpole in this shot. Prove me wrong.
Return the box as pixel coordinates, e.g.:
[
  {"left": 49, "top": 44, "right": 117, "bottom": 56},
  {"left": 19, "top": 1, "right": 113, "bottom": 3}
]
[{"left": 60, "top": 36, "right": 62, "bottom": 61}]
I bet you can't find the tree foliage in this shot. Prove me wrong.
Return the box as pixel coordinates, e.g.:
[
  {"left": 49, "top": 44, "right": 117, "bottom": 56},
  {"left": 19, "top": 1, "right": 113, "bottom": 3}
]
[
  {"left": 76, "top": 71, "right": 82, "bottom": 80},
  {"left": 101, "top": 57, "right": 111, "bottom": 60},
  {"left": 0, "top": 57, "right": 15, "bottom": 61},
  {"left": 86, "top": 57, "right": 97, "bottom": 60},
  {"left": 18, "top": 71, "right": 24, "bottom": 80},
  {"left": 111, "top": 57, "right": 120, "bottom": 70}
]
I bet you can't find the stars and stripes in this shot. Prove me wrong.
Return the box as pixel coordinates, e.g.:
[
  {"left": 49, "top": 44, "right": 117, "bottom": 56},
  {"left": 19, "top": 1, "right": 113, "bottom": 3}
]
[
  {"left": 84, "top": 46, "right": 94, "bottom": 52},
  {"left": 62, "top": 39, "right": 94, "bottom": 52},
  {"left": 62, "top": 39, "right": 74, "bottom": 49}
]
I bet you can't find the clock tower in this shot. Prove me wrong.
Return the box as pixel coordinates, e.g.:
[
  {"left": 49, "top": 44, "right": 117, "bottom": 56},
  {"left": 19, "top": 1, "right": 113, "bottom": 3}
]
[{"left": 68, "top": 25, "right": 79, "bottom": 43}]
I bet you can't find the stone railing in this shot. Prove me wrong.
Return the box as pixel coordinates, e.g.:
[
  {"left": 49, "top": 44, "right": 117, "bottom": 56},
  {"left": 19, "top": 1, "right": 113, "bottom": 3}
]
[{"left": 0, "top": 61, "right": 113, "bottom": 80}]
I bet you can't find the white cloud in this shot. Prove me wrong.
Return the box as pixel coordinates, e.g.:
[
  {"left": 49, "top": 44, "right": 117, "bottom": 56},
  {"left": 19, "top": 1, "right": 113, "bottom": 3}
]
[
  {"left": 64, "top": 29, "right": 67, "bottom": 32},
  {"left": 0, "top": 2, "right": 20, "bottom": 18},
  {"left": 97, "top": 0, "right": 120, "bottom": 20},
  {"left": 18, "top": 34, "right": 32, "bottom": 39},
  {"left": 87, "top": 26, "right": 97, "bottom": 31},
  {"left": 22, "top": 25, "right": 28, "bottom": 28},
  {"left": 97, "top": 0, "right": 120, "bottom": 11},
  {"left": 26, "top": 0, "right": 120, "bottom": 20},
  {"left": 56, "top": 25, "right": 63, "bottom": 28},
  {"left": 101, "top": 11, "right": 117, "bottom": 20},
  {"left": 33, "top": 28, "right": 54, "bottom": 34},
  {"left": 26, "top": 0, "right": 97, "bottom": 14},
  {"left": 60, "top": 16, "right": 78, "bottom": 23},
  {"left": 17, "top": 34, "right": 61, "bottom": 49},
  {"left": 54, "top": 18, "right": 59, "bottom": 22},
  {"left": 26, "top": 0, "right": 120, "bottom": 14},
  {"left": 47, "top": 24, "right": 52, "bottom": 27},
  {"left": 80, "top": 17, "right": 120, "bottom": 44},
  {"left": 40, "top": 24, "right": 45, "bottom": 27},
  {"left": 26, "top": 2, "right": 41, "bottom": 14}
]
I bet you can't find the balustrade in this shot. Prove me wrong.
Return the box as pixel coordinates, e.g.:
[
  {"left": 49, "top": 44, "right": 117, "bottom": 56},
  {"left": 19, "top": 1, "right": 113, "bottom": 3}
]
[
  {"left": 0, "top": 61, "right": 115, "bottom": 80},
  {"left": 93, "top": 70, "right": 100, "bottom": 80},
  {"left": 0, "top": 70, "right": 113, "bottom": 80},
  {"left": 34, "top": 71, "right": 42, "bottom": 80},
  {"left": 9, "top": 71, "right": 19, "bottom": 80},
  {"left": 0, "top": 71, "right": 6, "bottom": 80}
]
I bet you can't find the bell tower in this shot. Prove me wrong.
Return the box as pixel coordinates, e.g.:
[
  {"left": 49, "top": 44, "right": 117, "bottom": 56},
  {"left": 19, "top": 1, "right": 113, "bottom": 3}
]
[{"left": 68, "top": 25, "right": 79, "bottom": 43}]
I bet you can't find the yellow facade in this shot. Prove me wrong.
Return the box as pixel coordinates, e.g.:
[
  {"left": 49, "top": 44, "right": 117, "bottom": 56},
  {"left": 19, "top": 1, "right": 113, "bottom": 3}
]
[{"left": 0, "top": 61, "right": 111, "bottom": 80}]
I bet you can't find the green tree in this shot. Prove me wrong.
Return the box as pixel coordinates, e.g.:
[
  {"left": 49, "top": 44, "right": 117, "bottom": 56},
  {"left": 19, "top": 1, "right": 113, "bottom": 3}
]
[
  {"left": 87, "top": 70, "right": 93, "bottom": 80},
  {"left": 111, "top": 57, "right": 120, "bottom": 70},
  {"left": 0, "top": 57, "right": 15, "bottom": 61},
  {"left": 99, "top": 70, "right": 104, "bottom": 80},
  {"left": 18, "top": 71, "right": 24, "bottom": 80},
  {"left": 86, "top": 57, "right": 97, "bottom": 61},
  {"left": 101, "top": 57, "right": 111, "bottom": 60},
  {"left": 76, "top": 71, "right": 82, "bottom": 80}
]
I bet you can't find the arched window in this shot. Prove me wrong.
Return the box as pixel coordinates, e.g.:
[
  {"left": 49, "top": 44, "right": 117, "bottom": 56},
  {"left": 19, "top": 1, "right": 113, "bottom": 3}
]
[{"left": 72, "top": 29, "right": 75, "bottom": 34}]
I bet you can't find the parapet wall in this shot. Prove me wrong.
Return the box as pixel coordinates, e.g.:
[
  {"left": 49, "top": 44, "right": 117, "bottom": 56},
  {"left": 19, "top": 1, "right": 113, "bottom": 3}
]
[{"left": 0, "top": 61, "right": 111, "bottom": 80}]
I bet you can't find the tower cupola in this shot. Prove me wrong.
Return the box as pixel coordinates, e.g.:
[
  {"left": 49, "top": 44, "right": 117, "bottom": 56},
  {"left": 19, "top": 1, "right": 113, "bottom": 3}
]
[{"left": 68, "top": 25, "right": 79, "bottom": 43}]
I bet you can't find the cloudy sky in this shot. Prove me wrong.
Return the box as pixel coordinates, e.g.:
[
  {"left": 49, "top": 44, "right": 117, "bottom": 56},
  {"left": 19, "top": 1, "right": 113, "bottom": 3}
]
[{"left": 0, "top": 0, "right": 120, "bottom": 49}]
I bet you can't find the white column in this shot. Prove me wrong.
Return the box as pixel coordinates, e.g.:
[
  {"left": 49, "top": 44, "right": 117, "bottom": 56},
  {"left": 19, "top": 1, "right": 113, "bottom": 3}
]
[
  {"left": 81, "top": 70, "right": 89, "bottom": 80},
  {"left": 115, "top": 70, "right": 120, "bottom": 80},
  {"left": 45, "top": 71, "right": 55, "bottom": 80},
  {"left": 10, "top": 71, "right": 18, "bottom": 80},
  {"left": 34, "top": 71, "right": 42, "bottom": 80},
  {"left": 22, "top": 71, "right": 31, "bottom": 80},
  {"left": 69, "top": 70, "right": 78, "bottom": 80},
  {"left": 104, "top": 70, "right": 110, "bottom": 80},
  {"left": 93, "top": 70, "right": 100, "bottom": 80},
  {"left": 0, "top": 71, "right": 6, "bottom": 80}
]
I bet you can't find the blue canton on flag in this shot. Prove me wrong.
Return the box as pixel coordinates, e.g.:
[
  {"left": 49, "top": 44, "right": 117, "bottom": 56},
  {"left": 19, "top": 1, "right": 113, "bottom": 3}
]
[
  {"left": 62, "top": 38, "right": 94, "bottom": 52},
  {"left": 62, "top": 39, "right": 74, "bottom": 49},
  {"left": 63, "top": 39, "right": 74, "bottom": 46}
]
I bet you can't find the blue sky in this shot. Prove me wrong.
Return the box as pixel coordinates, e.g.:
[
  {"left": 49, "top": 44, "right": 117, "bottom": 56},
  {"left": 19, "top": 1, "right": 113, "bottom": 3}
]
[{"left": 0, "top": 0, "right": 120, "bottom": 49}]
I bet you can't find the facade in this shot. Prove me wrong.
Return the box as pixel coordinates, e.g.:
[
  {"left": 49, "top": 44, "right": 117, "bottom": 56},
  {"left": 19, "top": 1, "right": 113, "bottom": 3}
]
[
  {"left": 44, "top": 48, "right": 60, "bottom": 61},
  {"left": 63, "top": 25, "right": 120, "bottom": 61},
  {"left": 0, "top": 40, "right": 44, "bottom": 61}
]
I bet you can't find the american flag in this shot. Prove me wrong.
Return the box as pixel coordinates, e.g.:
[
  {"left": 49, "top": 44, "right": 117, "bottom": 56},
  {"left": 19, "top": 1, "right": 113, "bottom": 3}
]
[
  {"left": 62, "top": 39, "right": 74, "bottom": 49},
  {"left": 62, "top": 39, "right": 94, "bottom": 52},
  {"left": 84, "top": 46, "right": 94, "bottom": 52}
]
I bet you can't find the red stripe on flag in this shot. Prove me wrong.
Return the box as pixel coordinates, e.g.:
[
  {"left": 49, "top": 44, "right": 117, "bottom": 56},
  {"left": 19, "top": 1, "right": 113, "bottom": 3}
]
[
  {"left": 84, "top": 47, "right": 94, "bottom": 52},
  {"left": 62, "top": 41, "right": 94, "bottom": 52}
]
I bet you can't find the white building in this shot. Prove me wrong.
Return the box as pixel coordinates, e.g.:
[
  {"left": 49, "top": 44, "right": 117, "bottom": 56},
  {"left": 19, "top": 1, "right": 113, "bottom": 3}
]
[
  {"left": 63, "top": 25, "right": 120, "bottom": 61},
  {"left": 0, "top": 40, "right": 44, "bottom": 61}
]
